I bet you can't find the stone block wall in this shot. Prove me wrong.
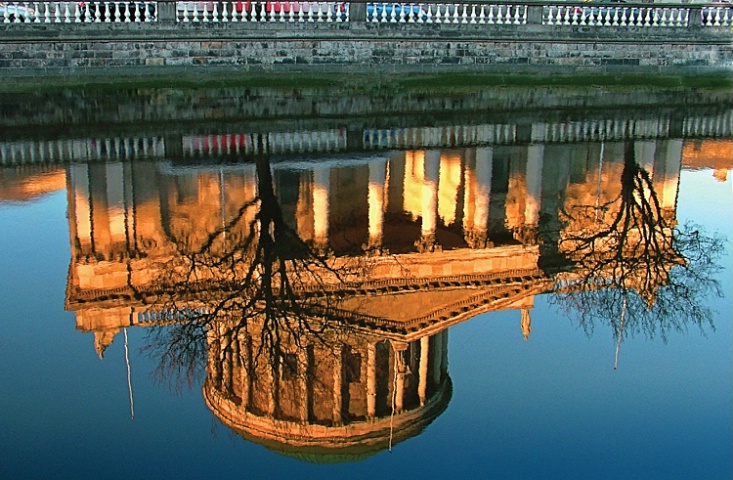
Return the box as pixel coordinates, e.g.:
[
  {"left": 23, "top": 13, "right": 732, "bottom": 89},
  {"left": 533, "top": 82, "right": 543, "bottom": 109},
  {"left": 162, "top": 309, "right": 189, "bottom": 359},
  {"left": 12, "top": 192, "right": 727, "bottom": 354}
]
[
  {"left": 0, "top": 18, "right": 731, "bottom": 74},
  {"left": 1, "top": 37, "right": 730, "bottom": 72}
]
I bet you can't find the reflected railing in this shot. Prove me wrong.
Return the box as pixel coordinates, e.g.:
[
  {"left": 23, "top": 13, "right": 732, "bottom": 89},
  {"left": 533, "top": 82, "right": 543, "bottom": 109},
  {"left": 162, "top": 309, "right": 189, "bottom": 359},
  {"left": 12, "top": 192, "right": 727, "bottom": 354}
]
[{"left": 1, "top": 109, "right": 731, "bottom": 166}]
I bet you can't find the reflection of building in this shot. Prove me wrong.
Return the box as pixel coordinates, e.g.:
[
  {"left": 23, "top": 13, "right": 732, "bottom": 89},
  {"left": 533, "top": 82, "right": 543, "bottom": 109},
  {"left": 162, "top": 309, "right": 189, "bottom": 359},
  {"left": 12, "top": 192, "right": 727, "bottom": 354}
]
[
  {"left": 681, "top": 139, "right": 733, "bottom": 182},
  {"left": 0, "top": 135, "right": 696, "bottom": 459},
  {"left": 0, "top": 165, "right": 65, "bottom": 202}
]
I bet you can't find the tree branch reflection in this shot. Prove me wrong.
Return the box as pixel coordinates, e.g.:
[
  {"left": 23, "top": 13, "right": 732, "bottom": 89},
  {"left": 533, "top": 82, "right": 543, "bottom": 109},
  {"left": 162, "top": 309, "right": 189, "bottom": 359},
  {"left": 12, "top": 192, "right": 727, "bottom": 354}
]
[
  {"left": 143, "top": 143, "right": 362, "bottom": 391},
  {"left": 551, "top": 140, "right": 724, "bottom": 357}
]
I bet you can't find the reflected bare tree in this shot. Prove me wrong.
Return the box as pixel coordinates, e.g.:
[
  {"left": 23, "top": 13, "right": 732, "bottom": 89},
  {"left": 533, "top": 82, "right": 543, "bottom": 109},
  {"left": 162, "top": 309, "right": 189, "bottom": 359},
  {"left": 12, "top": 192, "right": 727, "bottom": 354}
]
[
  {"left": 551, "top": 141, "right": 724, "bottom": 364},
  {"left": 141, "top": 140, "right": 363, "bottom": 390}
]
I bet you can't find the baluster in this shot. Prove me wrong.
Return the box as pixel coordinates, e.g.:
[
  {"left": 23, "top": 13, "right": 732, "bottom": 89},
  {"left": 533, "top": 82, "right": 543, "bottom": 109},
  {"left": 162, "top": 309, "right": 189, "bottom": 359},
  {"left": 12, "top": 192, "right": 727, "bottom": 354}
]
[
  {"left": 234, "top": 1, "right": 243, "bottom": 22},
  {"left": 487, "top": 4, "right": 494, "bottom": 24},
  {"left": 436, "top": 3, "right": 444, "bottom": 24},
  {"left": 610, "top": 7, "right": 619, "bottom": 26},
  {"left": 453, "top": 3, "right": 462, "bottom": 24},
  {"left": 212, "top": 1, "right": 220, "bottom": 22},
  {"left": 389, "top": 3, "right": 396, "bottom": 22},
  {"left": 74, "top": 2, "right": 82, "bottom": 23},
  {"left": 223, "top": 1, "right": 231, "bottom": 22},
  {"left": 424, "top": 3, "right": 433, "bottom": 23},
  {"left": 615, "top": 7, "right": 625, "bottom": 26},
  {"left": 657, "top": 8, "right": 665, "bottom": 27},
  {"left": 405, "top": 2, "right": 415, "bottom": 22},
  {"left": 31, "top": 1, "right": 40, "bottom": 23},
  {"left": 671, "top": 8, "right": 680, "bottom": 27}
]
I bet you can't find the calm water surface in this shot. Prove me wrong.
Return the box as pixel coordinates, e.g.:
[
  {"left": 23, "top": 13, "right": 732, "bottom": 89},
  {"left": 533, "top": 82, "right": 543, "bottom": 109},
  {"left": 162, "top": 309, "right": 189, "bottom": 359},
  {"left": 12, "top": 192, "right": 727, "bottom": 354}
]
[{"left": 0, "top": 86, "right": 731, "bottom": 480}]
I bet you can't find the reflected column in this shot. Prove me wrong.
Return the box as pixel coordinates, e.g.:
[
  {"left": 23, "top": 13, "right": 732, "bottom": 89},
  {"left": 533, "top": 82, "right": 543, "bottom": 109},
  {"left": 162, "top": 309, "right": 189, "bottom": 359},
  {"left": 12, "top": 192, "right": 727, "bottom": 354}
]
[
  {"left": 466, "top": 147, "right": 493, "bottom": 248},
  {"left": 635, "top": 140, "right": 657, "bottom": 177},
  {"left": 657, "top": 139, "right": 682, "bottom": 220},
  {"left": 105, "top": 162, "right": 128, "bottom": 254},
  {"left": 417, "top": 150, "right": 441, "bottom": 253},
  {"left": 367, "top": 160, "right": 387, "bottom": 252},
  {"left": 313, "top": 167, "right": 330, "bottom": 251},
  {"left": 238, "top": 331, "right": 251, "bottom": 410},
  {"left": 523, "top": 141, "right": 544, "bottom": 245},
  {"left": 68, "top": 163, "right": 93, "bottom": 258},
  {"left": 392, "top": 341, "right": 408, "bottom": 413},
  {"left": 298, "top": 344, "right": 309, "bottom": 423},
  {"left": 432, "top": 331, "right": 444, "bottom": 385},
  {"left": 332, "top": 345, "right": 343, "bottom": 425},
  {"left": 367, "top": 342, "right": 377, "bottom": 419},
  {"left": 418, "top": 336, "right": 429, "bottom": 406}
]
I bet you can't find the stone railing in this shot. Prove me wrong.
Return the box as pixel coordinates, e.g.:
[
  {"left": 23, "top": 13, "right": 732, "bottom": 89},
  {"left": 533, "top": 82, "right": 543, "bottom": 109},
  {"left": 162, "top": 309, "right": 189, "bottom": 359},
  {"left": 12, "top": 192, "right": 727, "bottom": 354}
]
[{"left": 1, "top": 0, "right": 731, "bottom": 27}]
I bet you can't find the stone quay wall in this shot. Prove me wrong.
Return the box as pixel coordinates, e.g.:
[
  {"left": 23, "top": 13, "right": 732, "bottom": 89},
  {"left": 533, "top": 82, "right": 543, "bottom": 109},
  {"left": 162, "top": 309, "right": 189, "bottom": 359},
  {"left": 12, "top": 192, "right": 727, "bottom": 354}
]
[{"left": 0, "top": 1, "right": 731, "bottom": 75}]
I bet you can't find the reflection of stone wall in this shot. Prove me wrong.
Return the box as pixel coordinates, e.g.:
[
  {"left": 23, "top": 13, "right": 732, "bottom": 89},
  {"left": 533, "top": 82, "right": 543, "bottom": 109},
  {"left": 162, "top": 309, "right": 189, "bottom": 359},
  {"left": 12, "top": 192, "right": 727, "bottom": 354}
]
[{"left": 2, "top": 85, "right": 730, "bottom": 134}]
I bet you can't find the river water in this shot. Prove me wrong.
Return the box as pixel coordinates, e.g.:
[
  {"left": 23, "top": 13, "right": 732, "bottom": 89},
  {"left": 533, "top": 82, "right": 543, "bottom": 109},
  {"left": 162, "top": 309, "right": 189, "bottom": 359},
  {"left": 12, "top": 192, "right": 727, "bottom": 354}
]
[{"left": 0, "top": 85, "right": 731, "bottom": 480}]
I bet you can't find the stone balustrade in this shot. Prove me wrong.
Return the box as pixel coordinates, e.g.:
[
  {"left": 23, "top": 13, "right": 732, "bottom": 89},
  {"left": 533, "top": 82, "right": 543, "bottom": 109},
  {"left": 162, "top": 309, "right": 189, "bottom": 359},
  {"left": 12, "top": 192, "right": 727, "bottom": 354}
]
[{"left": 2, "top": 1, "right": 732, "bottom": 27}]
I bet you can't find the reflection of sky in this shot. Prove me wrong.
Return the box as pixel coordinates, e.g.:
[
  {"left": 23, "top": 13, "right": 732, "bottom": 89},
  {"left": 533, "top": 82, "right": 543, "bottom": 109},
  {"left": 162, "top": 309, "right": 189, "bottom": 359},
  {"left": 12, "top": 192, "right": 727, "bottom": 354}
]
[{"left": 0, "top": 170, "right": 731, "bottom": 480}]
